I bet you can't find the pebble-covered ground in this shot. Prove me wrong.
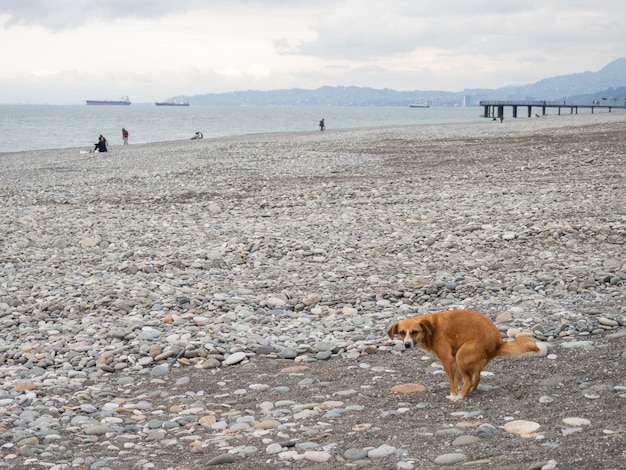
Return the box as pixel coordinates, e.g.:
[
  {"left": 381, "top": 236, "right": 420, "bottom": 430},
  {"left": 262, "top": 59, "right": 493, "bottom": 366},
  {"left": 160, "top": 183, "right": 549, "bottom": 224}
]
[{"left": 1, "top": 113, "right": 625, "bottom": 470}]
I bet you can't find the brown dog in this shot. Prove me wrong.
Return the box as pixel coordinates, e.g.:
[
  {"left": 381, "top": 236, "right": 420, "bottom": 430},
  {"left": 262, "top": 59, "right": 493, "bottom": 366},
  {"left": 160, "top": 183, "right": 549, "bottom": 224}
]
[{"left": 387, "top": 309, "right": 540, "bottom": 400}]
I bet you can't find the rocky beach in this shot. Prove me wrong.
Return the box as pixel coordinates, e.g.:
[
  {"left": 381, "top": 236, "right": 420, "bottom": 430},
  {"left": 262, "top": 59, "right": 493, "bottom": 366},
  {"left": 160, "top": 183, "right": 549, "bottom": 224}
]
[{"left": 1, "top": 113, "right": 625, "bottom": 469}]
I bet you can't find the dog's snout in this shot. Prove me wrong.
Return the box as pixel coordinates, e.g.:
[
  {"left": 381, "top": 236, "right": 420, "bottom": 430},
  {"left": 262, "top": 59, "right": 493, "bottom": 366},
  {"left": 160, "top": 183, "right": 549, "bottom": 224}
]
[{"left": 404, "top": 341, "right": 412, "bottom": 348}]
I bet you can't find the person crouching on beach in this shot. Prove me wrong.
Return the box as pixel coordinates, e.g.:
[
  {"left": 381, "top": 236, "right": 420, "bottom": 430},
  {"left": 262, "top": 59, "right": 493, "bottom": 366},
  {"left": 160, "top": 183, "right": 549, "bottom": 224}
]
[
  {"left": 94, "top": 135, "right": 108, "bottom": 153},
  {"left": 122, "top": 128, "right": 129, "bottom": 145}
]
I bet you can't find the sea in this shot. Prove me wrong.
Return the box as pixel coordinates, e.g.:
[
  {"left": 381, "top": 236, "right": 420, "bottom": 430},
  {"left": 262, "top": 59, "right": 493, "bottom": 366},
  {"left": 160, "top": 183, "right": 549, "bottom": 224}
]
[{"left": 0, "top": 104, "right": 483, "bottom": 154}]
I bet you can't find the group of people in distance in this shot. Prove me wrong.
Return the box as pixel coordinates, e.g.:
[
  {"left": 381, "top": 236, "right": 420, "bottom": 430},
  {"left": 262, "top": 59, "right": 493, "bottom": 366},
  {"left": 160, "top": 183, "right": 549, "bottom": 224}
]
[{"left": 92, "top": 119, "right": 326, "bottom": 153}]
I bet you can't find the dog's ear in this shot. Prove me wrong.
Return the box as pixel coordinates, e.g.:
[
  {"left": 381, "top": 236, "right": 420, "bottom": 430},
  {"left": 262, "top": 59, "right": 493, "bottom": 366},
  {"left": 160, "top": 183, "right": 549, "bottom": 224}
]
[
  {"left": 421, "top": 320, "right": 435, "bottom": 346},
  {"left": 387, "top": 323, "right": 398, "bottom": 339}
]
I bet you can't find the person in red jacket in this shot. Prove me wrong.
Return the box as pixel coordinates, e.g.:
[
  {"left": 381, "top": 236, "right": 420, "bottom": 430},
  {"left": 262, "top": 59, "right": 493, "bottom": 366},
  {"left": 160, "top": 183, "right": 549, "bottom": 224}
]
[{"left": 122, "top": 128, "right": 129, "bottom": 145}]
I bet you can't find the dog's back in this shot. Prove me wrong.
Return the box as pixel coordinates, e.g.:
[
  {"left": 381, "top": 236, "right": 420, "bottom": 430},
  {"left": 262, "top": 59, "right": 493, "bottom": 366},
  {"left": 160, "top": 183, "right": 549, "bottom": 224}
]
[
  {"left": 426, "top": 310, "right": 539, "bottom": 359},
  {"left": 423, "top": 310, "right": 502, "bottom": 357}
]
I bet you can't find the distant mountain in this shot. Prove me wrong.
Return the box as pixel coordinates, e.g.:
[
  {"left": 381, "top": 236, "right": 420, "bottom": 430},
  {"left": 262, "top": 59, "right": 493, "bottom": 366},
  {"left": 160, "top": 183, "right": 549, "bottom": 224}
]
[
  {"left": 489, "top": 57, "right": 626, "bottom": 101},
  {"left": 568, "top": 87, "right": 626, "bottom": 106},
  {"left": 177, "top": 58, "right": 626, "bottom": 107},
  {"left": 184, "top": 86, "right": 452, "bottom": 107}
]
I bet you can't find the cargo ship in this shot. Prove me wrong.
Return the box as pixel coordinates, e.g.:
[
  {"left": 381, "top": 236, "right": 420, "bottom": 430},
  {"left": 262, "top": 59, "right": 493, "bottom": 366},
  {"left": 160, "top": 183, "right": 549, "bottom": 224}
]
[
  {"left": 86, "top": 96, "right": 131, "bottom": 106},
  {"left": 155, "top": 99, "right": 190, "bottom": 106}
]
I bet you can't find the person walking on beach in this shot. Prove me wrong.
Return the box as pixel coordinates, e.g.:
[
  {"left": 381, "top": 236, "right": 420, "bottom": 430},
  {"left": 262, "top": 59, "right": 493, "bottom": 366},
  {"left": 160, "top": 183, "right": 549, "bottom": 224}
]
[
  {"left": 122, "top": 128, "right": 129, "bottom": 145},
  {"left": 94, "top": 135, "right": 108, "bottom": 153},
  {"left": 319, "top": 119, "right": 325, "bottom": 131}
]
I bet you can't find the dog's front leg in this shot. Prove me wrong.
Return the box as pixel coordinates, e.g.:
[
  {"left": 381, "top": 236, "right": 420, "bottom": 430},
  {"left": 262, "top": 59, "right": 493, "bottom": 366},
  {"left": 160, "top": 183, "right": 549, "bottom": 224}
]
[{"left": 440, "top": 357, "right": 462, "bottom": 400}]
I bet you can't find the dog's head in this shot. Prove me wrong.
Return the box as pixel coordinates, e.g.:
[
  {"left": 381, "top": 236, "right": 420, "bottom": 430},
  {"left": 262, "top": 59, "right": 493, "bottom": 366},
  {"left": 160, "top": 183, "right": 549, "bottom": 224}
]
[{"left": 387, "top": 317, "right": 435, "bottom": 349}]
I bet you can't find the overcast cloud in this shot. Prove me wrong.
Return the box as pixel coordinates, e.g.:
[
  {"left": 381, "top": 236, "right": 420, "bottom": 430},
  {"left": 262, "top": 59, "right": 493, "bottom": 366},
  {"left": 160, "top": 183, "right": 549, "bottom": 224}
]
[{"left": 0, "top": 0, "right": 624, "bottom": 103}]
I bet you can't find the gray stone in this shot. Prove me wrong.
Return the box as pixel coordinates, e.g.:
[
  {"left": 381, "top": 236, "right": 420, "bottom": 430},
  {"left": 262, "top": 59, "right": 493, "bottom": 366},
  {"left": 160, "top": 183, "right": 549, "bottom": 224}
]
[
  {"left": 344, "top": 448, "right": 368, "bottom": 460},
  {"left": 223, "top": 351, "right": 247, "bottom": 365},
  {"left": 279, "top": 348, "right": 298, "bottom": 359},
  {"left": 207, "top": 454, "right": 236, "bottom": 465},
  {"left": 434, "top": 453, "right": 467, "bottom": 465}
]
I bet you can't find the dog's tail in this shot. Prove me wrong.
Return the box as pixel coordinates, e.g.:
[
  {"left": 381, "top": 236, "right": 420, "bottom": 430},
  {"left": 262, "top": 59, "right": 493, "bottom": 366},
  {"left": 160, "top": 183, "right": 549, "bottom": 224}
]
[{"left": 497, "top": 337, "right": 541, "bottom": 357}]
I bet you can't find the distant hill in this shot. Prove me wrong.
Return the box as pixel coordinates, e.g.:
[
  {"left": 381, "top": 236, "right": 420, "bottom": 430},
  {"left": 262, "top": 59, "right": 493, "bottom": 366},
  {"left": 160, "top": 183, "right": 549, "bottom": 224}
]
[
  {"left": 185, "top": 86, "right": 452, "bottom": 107},
  {"left": 176, "top": 58, "right": 626, "bottom": 107},
  {"left": 488, "top": 58, "right": 626, "bottom": 102},
  {"left": 567, "top": 87, "right": 626, "bottom": 106}
]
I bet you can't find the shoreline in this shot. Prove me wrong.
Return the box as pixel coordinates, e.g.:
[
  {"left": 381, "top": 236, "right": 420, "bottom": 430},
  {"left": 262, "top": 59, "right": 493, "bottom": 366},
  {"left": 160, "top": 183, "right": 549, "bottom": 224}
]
[{"left": 1, "top": 109, "right": 625, "bottom": 158}]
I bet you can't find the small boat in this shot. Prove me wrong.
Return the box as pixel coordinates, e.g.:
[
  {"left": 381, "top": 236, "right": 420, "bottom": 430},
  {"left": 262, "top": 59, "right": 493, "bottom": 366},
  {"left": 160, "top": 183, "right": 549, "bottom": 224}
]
[
  {"left": 155, "top": 99, "right": 190, "bottom": 106},
  {"left": 409, "top": 100, "right": 429, "bottom": 108},
  {"left": 86, "top": 96, "right": 131, "bottom": 106}
]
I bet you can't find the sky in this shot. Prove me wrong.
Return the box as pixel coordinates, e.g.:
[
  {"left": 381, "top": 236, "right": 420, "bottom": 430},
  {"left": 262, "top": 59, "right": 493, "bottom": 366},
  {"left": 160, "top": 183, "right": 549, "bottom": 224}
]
[{"left": 1, "top": 0, "right": 625, "bottom": 104}]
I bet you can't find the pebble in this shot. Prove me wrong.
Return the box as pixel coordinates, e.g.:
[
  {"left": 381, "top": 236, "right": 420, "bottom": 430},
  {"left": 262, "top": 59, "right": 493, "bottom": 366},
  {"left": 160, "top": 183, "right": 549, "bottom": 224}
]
[
  {"left": 344, "top": 448, "right": 368, "bottom": 460},
  {"left": 560, "top": 340, "right": 594, "bottom": 349},
  {"left": 301, "top": 450, "right": 332, "bottom": 462},
  {"left": 390, "top": 383, "right": 427, "bottom": 394},
  {"left": 0, "top": 117, "right": 625, "bottom": 469},
  {"left": 207, "top": 454, "right": 237, "bottom": 465},
  {"left": 434, "top": 453, "right": 467, "bottom": 465},
  {"left": 503, "top": 420, "right": 541, "bottom": 436},
  {"left": 223, "top": 351, "right": 248, "bottom": 365},
  {"left": 452, "top": 435, "right": 480, "bottom": 446},
  {"left": 266, "top": 443, "right": 283, "bottom": 455},
  {"left": 367, "top": 444, "right": 398, "bottom": 458},
  {"left": 475, "top": 424, "right": 501, "bottom": 438},
  {"left": 562, "top": 417, "right": 591, "bottom": 427}
]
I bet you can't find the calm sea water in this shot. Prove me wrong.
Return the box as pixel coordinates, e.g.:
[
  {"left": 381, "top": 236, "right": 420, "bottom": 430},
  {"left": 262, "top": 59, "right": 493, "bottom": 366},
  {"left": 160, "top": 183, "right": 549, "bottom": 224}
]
[{"left": 0, "top": 104, "right": 482, "bottom": 153}]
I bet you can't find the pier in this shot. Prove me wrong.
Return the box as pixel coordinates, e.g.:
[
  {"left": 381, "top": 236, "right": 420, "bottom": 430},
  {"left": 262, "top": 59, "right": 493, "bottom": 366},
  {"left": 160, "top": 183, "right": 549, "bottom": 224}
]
[{"left": 480, "top": 100, "right": 626, "bottom": 119}]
